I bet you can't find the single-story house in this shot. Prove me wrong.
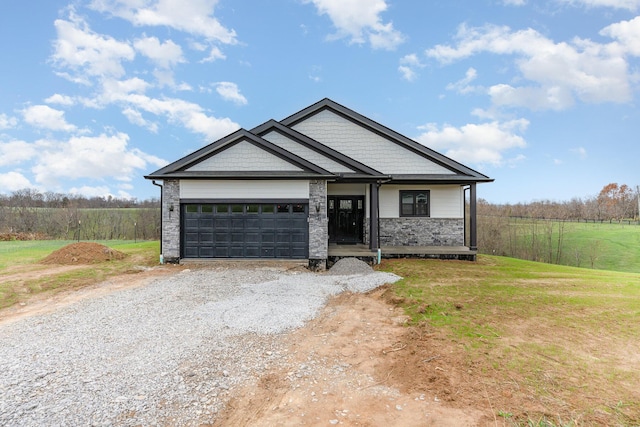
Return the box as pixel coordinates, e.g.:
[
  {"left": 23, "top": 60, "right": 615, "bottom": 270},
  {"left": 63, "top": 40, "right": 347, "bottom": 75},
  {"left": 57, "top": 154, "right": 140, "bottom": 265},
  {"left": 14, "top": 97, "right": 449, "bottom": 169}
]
[{"left": 145, "top": 98, "right": 493, "bottom": 268}]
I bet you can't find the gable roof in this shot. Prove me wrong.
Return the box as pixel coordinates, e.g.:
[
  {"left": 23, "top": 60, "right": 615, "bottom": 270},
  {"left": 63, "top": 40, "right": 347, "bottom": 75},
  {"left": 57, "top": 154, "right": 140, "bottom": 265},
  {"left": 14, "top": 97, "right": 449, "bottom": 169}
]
[
  {"left": 280, "top": 98, "right": 492, "bottom": 183},
  {"left": 146, "top": 98, "right": 493, "bottom": 184},
  {"left": 145, "top": 128, "right": 335, "bottom": 180},
  {"left": 251, "top": 119, "right": 387, "bottom": 179}
]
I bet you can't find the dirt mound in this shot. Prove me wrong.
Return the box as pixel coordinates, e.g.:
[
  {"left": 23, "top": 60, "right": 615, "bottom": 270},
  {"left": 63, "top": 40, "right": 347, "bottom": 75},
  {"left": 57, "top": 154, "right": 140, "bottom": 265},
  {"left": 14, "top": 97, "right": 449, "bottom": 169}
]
[
  {"left": 41, "top": 242, "right": 127, "bottom": 265},
  {"left": 327, "top": 257, "right": 374, "bottom": 275}
]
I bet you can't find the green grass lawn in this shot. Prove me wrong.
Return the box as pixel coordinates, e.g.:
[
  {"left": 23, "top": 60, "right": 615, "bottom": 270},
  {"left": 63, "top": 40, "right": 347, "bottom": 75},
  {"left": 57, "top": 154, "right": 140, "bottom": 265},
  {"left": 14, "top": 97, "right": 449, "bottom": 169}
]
[
  {"left": 0, "top": 240, "right": 160, "bottom": 309},
  {"left": 559, "top": 222, "right": 640, "bottom": 272},
  {"left": 381, "top": 256, "right": 640, "bottom": 426}
]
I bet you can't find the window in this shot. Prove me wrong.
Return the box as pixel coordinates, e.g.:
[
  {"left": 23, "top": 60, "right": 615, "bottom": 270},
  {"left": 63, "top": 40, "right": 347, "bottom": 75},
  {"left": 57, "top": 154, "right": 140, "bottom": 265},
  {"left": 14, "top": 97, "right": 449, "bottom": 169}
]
[
  {"left": 400, "top": 190, "right": 430, "bottom": 217},
  {"left": 277, "top": 204, "right": 290, "bottom": 213},
  {"left": 216, "top": 204, "right": 229, "bottom": 214},
  {"left": 261, "top": 204, "right": 275, "bottom": 214},
  {"left": 246, "top": 204, "right": 259, "bottom": 214}
]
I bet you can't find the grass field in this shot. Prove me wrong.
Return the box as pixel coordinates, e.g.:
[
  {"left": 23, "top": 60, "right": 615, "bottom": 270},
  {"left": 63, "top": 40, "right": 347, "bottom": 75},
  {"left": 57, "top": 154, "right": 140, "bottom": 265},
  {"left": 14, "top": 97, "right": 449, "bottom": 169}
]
[
  {"left": 0, "top": 240, "right": 159, "bottom": 309},
  {"left": 559, "top": 221, "right": 640, "bottom": 272},
  {"left": 480, "top": 218, "right": 640, "bottom": 273},
  {"left": 381, "top": 256, "right": 640, "bottom": 426}
]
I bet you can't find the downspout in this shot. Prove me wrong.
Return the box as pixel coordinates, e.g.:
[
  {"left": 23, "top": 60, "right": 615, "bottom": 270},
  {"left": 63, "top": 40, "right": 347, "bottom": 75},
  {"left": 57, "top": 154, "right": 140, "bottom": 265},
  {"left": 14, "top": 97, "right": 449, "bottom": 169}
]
[{"left": 152, "top": 180, "right": 164, "bottom": 264}]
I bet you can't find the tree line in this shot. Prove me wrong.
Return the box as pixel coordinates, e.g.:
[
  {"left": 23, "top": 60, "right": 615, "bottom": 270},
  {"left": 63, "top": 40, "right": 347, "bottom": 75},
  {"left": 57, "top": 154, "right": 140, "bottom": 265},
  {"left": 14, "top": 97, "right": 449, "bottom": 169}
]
[
  {"left": 476, "top": 183, "right": 639, "bottom": 267},
  {"left": 0, "top": 189, "right": 160, "bottom": 241}
]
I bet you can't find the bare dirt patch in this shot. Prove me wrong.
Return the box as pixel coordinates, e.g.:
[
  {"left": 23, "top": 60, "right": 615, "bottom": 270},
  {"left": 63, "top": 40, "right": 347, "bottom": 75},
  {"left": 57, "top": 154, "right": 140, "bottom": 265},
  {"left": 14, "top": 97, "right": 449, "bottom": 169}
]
[
  {"left": 215, "top": 286, "right": 488, "bottom": 426},
  {"left": 41, "top": 242, "right": 127, "bottom": 264}
]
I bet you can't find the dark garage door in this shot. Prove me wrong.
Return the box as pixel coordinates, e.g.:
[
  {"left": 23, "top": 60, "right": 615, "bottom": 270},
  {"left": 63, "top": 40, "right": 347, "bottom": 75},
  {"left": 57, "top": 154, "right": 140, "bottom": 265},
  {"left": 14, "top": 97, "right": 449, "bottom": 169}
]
[{"left": 182, "top": 202, "right": 309, "bottom": 259}]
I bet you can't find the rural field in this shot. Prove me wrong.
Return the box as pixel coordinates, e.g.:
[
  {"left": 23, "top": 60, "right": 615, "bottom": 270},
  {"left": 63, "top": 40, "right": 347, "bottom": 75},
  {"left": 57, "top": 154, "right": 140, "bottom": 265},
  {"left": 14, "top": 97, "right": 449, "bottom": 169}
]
[{"left": 0, "top": 240, "right": 638, "bottom": 425}]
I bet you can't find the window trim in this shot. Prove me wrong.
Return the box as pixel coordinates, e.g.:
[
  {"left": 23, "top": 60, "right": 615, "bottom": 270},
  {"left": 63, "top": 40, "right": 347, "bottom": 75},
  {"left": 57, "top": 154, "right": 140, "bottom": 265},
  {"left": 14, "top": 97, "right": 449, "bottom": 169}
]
[{"left": 399, "top": 190, "right": 430, "bottom": 217}]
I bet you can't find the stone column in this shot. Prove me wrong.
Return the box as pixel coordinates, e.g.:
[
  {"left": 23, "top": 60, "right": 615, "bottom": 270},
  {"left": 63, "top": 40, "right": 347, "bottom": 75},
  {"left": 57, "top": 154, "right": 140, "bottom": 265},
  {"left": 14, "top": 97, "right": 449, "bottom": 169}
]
[
  {"left": 162, "top": 179, "right": 180, "bottom": 263},
  {"left": 308, "top": 180, "right": 328, "bottom": 270}
]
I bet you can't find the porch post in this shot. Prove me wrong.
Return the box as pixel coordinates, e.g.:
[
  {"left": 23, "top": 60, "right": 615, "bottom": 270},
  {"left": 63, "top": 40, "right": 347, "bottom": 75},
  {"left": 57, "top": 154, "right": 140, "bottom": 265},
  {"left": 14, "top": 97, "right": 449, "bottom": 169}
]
[
  {"left": 369, "top": 182, "right": 379, "bottom": 250},
  {"left": 469, "top": 182, "right": 477, "bottom": 251}
]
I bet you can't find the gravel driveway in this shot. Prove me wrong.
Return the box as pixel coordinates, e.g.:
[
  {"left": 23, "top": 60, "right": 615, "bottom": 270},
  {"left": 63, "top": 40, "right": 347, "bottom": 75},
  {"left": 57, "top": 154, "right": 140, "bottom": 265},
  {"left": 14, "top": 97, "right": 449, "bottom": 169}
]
[{"left": 0, "top": 264, "right": 399, "bottom": 427}]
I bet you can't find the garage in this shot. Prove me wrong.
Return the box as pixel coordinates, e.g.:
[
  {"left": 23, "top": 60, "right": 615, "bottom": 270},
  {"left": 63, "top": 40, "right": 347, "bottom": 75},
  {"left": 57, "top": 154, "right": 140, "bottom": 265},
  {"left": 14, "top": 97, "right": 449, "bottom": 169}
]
[{"left": 182, "top": 202, "right": 309, "bottom": 259}]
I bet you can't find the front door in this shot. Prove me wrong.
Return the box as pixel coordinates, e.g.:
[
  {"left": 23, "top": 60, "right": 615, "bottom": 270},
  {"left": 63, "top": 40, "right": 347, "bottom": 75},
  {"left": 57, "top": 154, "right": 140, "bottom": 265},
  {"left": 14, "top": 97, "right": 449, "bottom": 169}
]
[{"left": 328, "top": 196, "right": 364, "bottom": 244}]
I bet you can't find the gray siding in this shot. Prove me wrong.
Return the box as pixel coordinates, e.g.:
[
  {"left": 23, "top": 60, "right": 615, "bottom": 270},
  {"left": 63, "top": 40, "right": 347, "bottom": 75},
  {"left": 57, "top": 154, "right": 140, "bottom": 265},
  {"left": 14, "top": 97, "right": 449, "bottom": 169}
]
[
  {"left": 186, "top": 141, "right": 302, "bottom": 172},
  {"left": 262, "top": 131, "right": 354, "bottom": 173},
  {"left": 292, "top": 109, "right": 455, "bottom": 175}
]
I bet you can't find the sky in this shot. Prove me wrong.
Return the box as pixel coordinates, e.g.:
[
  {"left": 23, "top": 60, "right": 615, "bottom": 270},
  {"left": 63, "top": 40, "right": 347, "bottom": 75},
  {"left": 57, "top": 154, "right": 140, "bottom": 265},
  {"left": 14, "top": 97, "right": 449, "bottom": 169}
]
[{"left": 1, "top": 0, "right": 639, "bottom": 204}]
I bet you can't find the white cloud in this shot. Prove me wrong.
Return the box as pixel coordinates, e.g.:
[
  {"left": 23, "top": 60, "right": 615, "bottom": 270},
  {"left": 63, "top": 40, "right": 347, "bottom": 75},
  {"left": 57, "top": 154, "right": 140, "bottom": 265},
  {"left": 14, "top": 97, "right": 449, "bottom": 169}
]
[
  {"left": 398, "top": 53, "right": 424, "bottom": 81},
  {"left": 0, "top": 140, "right": 37, "bottom": 166},
  {"left": 0, "top": 113, "right": 18, "bottom": 129},
  {"left": 200, "top": 46, "right": 226, "bottom": 62},
  {"left": 134, "top": 36, "right": 185, "bottom": 68},
  {"left": 122, "top": 107, "right": 159, "bottom": 132},
  {"left": 426, "top": 23, "right": 633, "bottom": 110},
  {"left": 31, "top": 133, "right": 165, "bottom": 185},
  {"left": 22, "top": 105, "right": 77, "bottom": 132},
  {"left": 0, "top": 172, "right": 33, "bottom": 192},
  {"left": 503, "top": 0, "right": 527, "bottom": 5},
  {"left": 89, "top": 0, "right": 237, "bottom": 43},
  {"left": 446, "top": 67, "right": 479, "bottom": 94},
  {"left": 415, "top": 119, "right": 529, "bottom": 166},
  {"left": 214, "top": 82, "right": 248, "bottom": 106},
  {"left": 45, "top": 94, "right": 75, "bottom": 106},
  {"left": 52, "top": 11, "right": 135, "bottom": 81},
  {"left": 68, "top": 185, "right": 114, "bottom": 198},
  {"left": 601, "top": 16, "right": 640, "bottom": 56},
  {"left": 556, "top": 0, "right": 640, "bottom": 10},
  {"left": 306, "top": 0, "right": 405, "bottom": 50},
  {"left": 120, "top": 93, "right": 240, "bottom": 139}
]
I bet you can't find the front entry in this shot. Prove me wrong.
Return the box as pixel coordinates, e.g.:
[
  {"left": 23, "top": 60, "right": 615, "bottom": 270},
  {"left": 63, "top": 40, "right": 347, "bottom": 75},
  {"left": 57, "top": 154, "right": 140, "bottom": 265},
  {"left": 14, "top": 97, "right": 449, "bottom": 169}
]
[{"left": 328, "top": 196, "right": 364, "bottom": 244}]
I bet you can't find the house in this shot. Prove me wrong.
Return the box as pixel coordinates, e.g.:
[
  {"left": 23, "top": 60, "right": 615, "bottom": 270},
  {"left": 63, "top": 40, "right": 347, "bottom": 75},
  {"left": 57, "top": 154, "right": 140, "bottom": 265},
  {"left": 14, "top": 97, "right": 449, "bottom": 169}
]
[{"left": 145, "top": 98, "right": 493, "bottom": 268}]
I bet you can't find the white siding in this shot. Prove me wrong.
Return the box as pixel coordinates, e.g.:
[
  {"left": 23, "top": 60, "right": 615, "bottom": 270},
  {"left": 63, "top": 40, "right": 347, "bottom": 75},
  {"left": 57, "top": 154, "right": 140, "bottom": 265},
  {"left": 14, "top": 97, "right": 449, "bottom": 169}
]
[
  {"left": 379, "top": 185, "right": 463, "bottom": 218},
  {"left": 292, "top": 110, "right": 455, "bottom": 175},
  {"left": 262, "top": 131, "right": 354, "bottom": 173},
  {"left": 180, "top": 180, "right": 310, "bottom": 199},
  {"left": 186, "top": 141, "right": 302, "bottom": 172},
  {"left": 327, "top": 183, "right": 367, "bottom": 195}
]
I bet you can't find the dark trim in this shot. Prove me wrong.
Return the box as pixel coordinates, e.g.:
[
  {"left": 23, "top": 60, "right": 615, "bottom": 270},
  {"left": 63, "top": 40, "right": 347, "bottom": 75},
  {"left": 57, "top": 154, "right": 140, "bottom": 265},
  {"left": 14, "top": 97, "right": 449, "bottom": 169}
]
[
  {"left": 370, "top": 184, "right": 380, "bottom": 250},
  {"left": 399, "top": 190, "right": 431, "bottom": 217},
  {"left": 280, "top": 98, "right": 492, "bottom": 181},
  {"left": 145, "top": 172, "right": 336, "bottom": 180},
  {"left": 180, "top": 198, "right": 309, "bottom": 204},
  {"left": 469, "top": 183, "right": 478, "bottom": 251}
]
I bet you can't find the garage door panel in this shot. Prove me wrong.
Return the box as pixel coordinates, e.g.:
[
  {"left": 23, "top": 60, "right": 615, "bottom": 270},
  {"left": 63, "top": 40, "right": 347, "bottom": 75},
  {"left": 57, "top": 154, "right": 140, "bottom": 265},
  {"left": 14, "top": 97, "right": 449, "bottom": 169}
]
[
  {"left": 199, "top": 218, "right": 213, "bottom": 228},
  {"left": 245, "top": 233, "right": 259, "bottom": 244},
  {"left": 185, "top": 232, "right": 199, "bottom": 243},
  {"left": 245, "top": 246, "right": 260, "bottom": 257},
  {"left": 199, "top": 247, "right": 214, "bottom": 257},
  {"left": 182, "top": 203, "right": 308, "bottom": 259}
]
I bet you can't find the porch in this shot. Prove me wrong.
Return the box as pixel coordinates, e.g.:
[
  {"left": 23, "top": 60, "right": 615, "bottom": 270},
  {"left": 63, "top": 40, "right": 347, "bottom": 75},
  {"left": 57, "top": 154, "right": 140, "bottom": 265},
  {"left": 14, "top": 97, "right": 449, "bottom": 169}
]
[{"left": 327, "top": 243, "right": 477, "bottom": 267}]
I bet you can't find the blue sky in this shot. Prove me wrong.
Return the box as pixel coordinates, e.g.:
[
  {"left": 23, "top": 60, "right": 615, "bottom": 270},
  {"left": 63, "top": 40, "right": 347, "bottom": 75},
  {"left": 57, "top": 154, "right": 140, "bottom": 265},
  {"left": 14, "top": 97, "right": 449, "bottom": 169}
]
[{"left": 1, "top": 0, "right": 639, "bottom": 204}]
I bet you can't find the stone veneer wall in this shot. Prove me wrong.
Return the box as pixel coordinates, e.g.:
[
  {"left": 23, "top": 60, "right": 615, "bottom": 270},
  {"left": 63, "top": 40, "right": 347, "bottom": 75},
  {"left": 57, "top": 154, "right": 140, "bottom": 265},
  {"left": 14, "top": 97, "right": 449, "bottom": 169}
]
[
  {"left": 379, "top": 218, "right": 464, "bottom": 247},
  {"left": 162, "top": 179, "right": 181, "bottom": 263},
  {"left": 308, "top": 180, "right": 328, "bottom": 269}
]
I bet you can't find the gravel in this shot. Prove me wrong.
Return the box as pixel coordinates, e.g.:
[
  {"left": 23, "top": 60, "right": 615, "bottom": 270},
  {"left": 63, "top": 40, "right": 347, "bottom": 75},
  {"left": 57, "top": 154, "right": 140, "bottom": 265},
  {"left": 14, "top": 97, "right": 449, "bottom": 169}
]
[{"left": 0, "top": 264, "right": 400, "bottom": 427}]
